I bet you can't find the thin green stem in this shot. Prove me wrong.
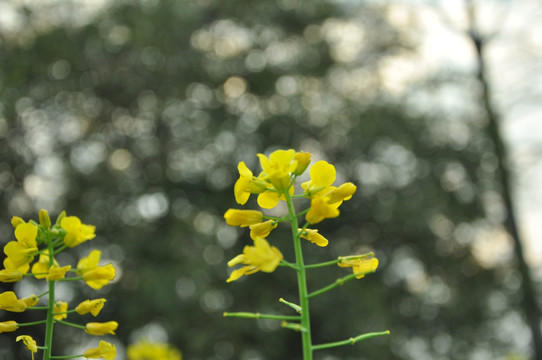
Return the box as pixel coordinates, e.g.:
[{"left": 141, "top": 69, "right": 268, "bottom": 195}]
[
  {"left": 17, "top": 320, "right": 48, "bottom": 327},
  {"left": 223, "top": 312, "right": 301, "bottom": 321},
  {"left": 54, "top": 319, "right": 87, "bottom": 330},
  {"left": 312, "top": 330, "right": 390, "bottom": 351},
  {"left": 308, "top": 271, "right": 370, "bottom": 299},
  {"left": 284, "top": 190, "right": 313, "bottom": 360},
  {"left": 279, "top": 260, "right": 300, "bottom": 271},
  {"left": 43, "top": 232, "right": 55, "bottom": 360},
  {"left": 304, "top": 259, "right": 341, "bottom": 269}
]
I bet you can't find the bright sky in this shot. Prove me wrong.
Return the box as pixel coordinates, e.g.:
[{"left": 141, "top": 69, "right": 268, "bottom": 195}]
[{"left": 414, "top": 0, "right": 542, "bottom": 268}]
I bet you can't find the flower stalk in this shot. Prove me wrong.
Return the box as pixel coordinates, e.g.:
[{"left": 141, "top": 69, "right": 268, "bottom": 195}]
[
  {"left": 223, "top": 149, "right": 389, "bottom": 359},
  {"left": 0, "top": 210, "right": 117, "bottom": 360}
]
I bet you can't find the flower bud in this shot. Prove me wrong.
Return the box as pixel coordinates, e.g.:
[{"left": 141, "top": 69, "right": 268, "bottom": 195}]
[
  {"left": 11, "top": 216, "right": 25, "bottom": 229},
  {"left": 55, "top": 210, "right": 67, "bottom": 226},
  {"left": 224, "top": 209, "right": 263, "bottom": 227},
  {"left": 0, "top": 321, "right": 19, "bottom": 333},
  {"left": 39, "top": 209, "right": 51, "bottom": 229},
  {"left": 85, "top": 321, "right": 118, "bottom": 336},
  {"left": 293, "top": 152, "right": 312, "bottom": 176}
]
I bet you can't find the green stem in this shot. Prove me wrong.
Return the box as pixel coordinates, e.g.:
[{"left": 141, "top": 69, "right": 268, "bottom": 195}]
[
  {"left": 279, "top": 260, "right": 300, "bottom": 271},
  {"left": 223, "top": 312, "right": 301, "bottom": 321},
  {"left": 308, "top": 271, "right": 370, "bottom": 299},
  {"left": 17, "top": 320, "right": 48, "bottom": 327},
  {"left": 285, "top": 190, "right": 312, "bottom": 360},
  {"left": 304, "top": 259, "right": 341, "bottom": 269},
  {"left": 54, "top": 319, "right": 87, "bottom": 330},
  {"left": 43, "top": 236, "right": 55, "bottom": 360},
  {"left": 312, "top": 330, "right": 390, "bottom": 351}
]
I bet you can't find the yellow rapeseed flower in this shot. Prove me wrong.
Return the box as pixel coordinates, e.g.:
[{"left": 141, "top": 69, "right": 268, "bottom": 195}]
[
  {"left": 3, "top": 222, "right": 39, "bottom": 272},
  {"left": 39, "top": 209, "right": 52, "bottom": 229},
  {"left": 84, "top": 340, "right": 116, "bottom": 360},
  {"left": 127, "top": 340, "right": 182, "bottom": 360},
  {"left": 76, "top": 299, "right": 107, "bottom": 317},
  {"left": 234, "top": 162, "right": 267, "bottom": 205},
  {"left": 249, "top": 220, "right": 278, "bottom": 240},
  {"left": 53, "top": 301, "right": 68, "bottom": 320},
  {"left": 301, "top": 160, "right": 336, "bottom": 195},
  {"left": 325, "top": 182, "right": 357, "bottom": 203},
  {"left": 21, "top": 295, "right": 39, "bottom": 307},
  {"left": 0, "top": 268, "right": 24, "bottom": 283},
  {"left": 17, "top": 335, "right": 37, "bottom": 360},
  {"left": 305, "top": 197, "right": 341, "bottom": 224},
  {"left": 338, "top": 256, "right": 379, "bottom": 279},
  {"left": 32, "top": 250, "right": 59, "bottom": 279},
  {"left": 227, "top": 237, "right": 283, "bottom": 282},
  {"left": 85, "top": 321, "right": 118, "bottom": 336},
  {"left": 257, "top": 149, "right": 296, "bottom": 191},
  {"left": 298, "top": 228, "right": 329, "bottom": 247},
  {"left": 224, "top": 209, "right": 263, "bottom": 227},
  {"left": 14, "top": 222, "right": 38, "bottom": 249},
  {"left": 292, "top": 151, "right": 312, "bottom": 176},
  {"left": 0, "top": 291, "right": 27, "bottom": 312},
  {"left": 77, "top": 250, "right": 116, "bottom": 289},
  {"left": 61, "top": 216, "right": 96, "bottom": 248},
  {"left": 46, "top": 264, "right": 71, "bottom": 281},
  {"left": 11, "top": 216, "right": 25, "bottom": 228},
  {"left": 0, "top": 320, "right": 18, "bottom": 333}
]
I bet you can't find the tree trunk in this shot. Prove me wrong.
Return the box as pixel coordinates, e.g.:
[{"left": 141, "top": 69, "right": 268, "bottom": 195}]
[{"left": 468, "top": 21, "right": 542, "bottom": 360}]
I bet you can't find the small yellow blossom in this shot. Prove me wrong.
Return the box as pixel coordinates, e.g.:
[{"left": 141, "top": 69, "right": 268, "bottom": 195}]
[
  {"left": 305, "top": 197, "right": 340, "bottom": 224},
  {"left": 224, "top": 209, "right": 263, "bottom": 227},
  {"left": 0, "top": 291, "right": 27, "bottom": 312},
  {"left": 249, "top": 220, "right": 278, "bottom": 240},
  {"left": 21, "top": 295, "right": 39, "bottom": 307},
  {"left": 11, "top": 216, "right": 25, "bottom": 228},
  {"left": 298, "top": 228, "right": 329, "bottom": 247},
  {"left": 39, "top": 209, "right": 52, "bottom": 229},
  {"left": 3, "top": 222, "right": 39, "bottom": 274},
  {"left": 127, "top": 340, "right": 182, "bottom": 360},
  {"left": 227, "top": 237, "right": 283, "bottom": 282},
  {"left": 85, "top": 321, "right": 119, "bottom": 336},
  {"left": 292, "top": 151, "right": 312, "bottom": 176},
  {"left": 84, "top": 340, "right": 116, "bottom": 360},
  {"left": 301, "top": 160, "right": 336, "bottom": 195},
  {"left": 53, "top": 301, "right": 68, "bottom": 320},
  {"left": 234, "top": 162, "right": 267, "bottom": 205},
  {"left": 256, "top": 185, "right": 294, "bottom": 209},
  {"left": 0, "top": 320, "right": 18, "bottom": 333},
  {"left": 14, "top": 222, "right": 38, "bottom": 249},
  {"left": 82, "top": 265, "right": 116, "bottom": 290},
  {"left": 0, "top": 268, "right": 24, "bottom": 282},
  {"left": 32, "top": 251, "right": 59, "bottom": 279},
  {"left": 257, "top": 149, "right": 296, "bottom": 191},
  {"left": 338, "top": 256, "right": 379, "bottom": 279},
  {"left": 76, "top": 299, "right": 107, "bottom": 317},
  {"left": 61, "top": 216, "right": 96, "bottom": 248},
  {"left": 325, "top": 182, "right": 357, "bottom": 203},
  {"left": 17, "top": 335, "right": 37, "bottom": 360},
  {"left": 77, "top": 250, "right": 116, "bottom": 289},
  {"left": 46, "top": 264, "right": 71, "bottom": 281}
]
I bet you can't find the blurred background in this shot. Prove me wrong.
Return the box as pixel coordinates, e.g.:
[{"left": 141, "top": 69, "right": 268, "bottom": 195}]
[{"left": 0, "top": 0, "right": 541, "bottom": 359}]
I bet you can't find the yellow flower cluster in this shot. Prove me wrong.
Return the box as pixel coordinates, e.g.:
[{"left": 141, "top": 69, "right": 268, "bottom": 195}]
[
  {"left": 126, "top": 340, "right": 182, "bottom": 360},
  {"left": 224, "top": 149, "right": 365, "bottom": 282},
  {"left": 0, "top": 210, "right": 117, "bottom": 359}
]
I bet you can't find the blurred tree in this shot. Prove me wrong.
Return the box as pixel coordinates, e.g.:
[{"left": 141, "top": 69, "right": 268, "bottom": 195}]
[{"left": 0, "top": 0, "right": 537, "bottom": 359}]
